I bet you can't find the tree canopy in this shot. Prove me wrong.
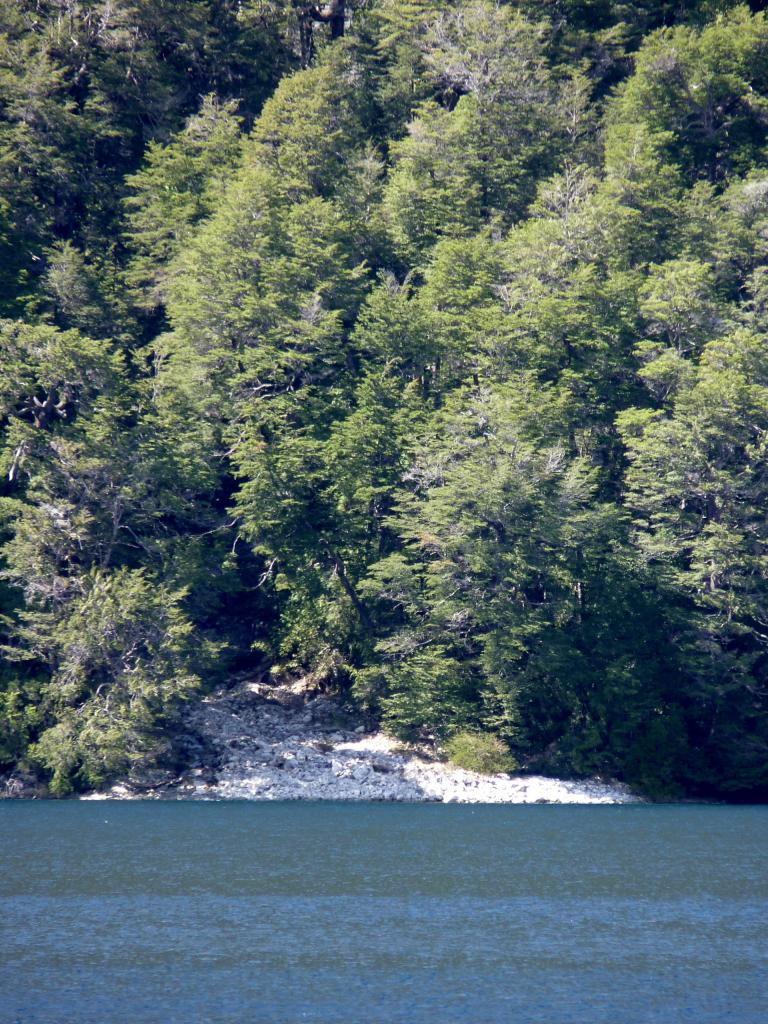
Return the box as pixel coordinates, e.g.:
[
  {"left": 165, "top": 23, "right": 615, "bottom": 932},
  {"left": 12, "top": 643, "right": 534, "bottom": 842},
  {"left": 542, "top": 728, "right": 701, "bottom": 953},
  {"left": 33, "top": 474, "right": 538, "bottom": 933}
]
[{"left": 2, "top": 0, "right": 768, "bottom": 799}]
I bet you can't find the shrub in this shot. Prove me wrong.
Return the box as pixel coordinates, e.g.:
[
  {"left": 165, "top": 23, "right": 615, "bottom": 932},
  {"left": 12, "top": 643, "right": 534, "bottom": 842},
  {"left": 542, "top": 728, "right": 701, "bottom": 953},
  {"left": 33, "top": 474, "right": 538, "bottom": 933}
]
[{"left": 443, "top": 730, "right": 518, "bottom": 775}]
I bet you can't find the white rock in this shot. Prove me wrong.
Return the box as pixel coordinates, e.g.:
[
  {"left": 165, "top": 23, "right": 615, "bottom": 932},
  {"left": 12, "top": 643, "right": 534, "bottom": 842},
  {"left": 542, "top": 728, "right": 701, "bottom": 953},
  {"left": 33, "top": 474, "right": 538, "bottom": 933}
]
[{"left": 81, "top": 680, "right": 645, "bottom": 805}]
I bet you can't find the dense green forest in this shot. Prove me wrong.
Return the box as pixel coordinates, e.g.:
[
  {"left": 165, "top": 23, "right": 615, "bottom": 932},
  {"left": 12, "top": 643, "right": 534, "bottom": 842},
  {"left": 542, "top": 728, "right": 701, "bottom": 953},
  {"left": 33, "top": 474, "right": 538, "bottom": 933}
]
[{"left": 1, "top": 0, "right": 768, "bottom": 799}]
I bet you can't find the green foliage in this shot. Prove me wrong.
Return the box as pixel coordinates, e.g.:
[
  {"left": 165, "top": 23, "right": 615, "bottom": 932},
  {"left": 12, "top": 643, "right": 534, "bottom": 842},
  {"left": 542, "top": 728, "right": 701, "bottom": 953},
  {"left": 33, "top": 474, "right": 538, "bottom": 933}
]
[
  {"left": 123, "top": 95, "right": 244, "bottom": 311},
  {"left": 21, "top": 569, "right": 206, "bottom": 794},
  {"left": 362, "top": 383, "right": 683, "bottom": 781},
  {"left": 364, "top": 0, "right": 446, "bottom": 132},
  {"left": 3, "top": 0, "right": 768, "bottom": 800},
  {"left": 381, "top": 3, "right": 591, "bottom": 265},
  {"left": 443, "top": 730, "right": 518, "bottom": 775},
  {"left": 0, "top": 0, "right": 293, "bottom": 309},
  {"left": 608, "top": 7, "right": 768, "bottom": 182},
  {"left": 618, "top": 329, "right": 768, "bottom": 793},
  {"left": 377, "top": 648, "right": 478, "bottom": 742},
  {"left": 0, "top": 674, "right": 42, "bottom": 770},
  {"left": 248, "top": 46, "right": 371, "bottom": 200},
  {"left": 382, "top": 100, "right": 484, "bottom": 263}
]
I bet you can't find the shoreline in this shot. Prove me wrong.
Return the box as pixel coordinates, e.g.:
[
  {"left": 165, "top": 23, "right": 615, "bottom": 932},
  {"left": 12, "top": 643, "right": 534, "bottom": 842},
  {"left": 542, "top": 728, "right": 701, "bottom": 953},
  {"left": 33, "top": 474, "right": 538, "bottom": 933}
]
[{"left": 77, "top": 680, "right": 643, "bottom": 805}]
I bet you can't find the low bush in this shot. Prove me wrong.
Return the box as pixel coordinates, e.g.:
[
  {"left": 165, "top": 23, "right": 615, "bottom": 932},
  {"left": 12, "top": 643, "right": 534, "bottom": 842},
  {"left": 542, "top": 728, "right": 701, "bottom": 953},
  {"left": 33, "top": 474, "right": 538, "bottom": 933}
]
[{"left": 443, "top": 731, "right": 518, "bottom": 775}]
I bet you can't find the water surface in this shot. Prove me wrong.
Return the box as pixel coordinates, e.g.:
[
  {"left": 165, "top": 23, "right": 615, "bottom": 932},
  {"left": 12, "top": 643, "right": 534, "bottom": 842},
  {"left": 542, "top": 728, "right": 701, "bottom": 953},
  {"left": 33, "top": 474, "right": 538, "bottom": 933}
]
[{"left": 1, "top": 802, "right": 766, "bottom": 1023}]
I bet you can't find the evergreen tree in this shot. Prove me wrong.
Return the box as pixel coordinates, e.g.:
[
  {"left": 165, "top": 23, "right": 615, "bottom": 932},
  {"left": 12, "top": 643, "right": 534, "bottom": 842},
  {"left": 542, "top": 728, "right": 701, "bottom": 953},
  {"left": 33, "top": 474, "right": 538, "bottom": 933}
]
[
  {"left": 619, "top": 329, "right": 768, "bottom": 793},
  {"left": 3, "top": 0, "right": 768, "bottom": 798}
]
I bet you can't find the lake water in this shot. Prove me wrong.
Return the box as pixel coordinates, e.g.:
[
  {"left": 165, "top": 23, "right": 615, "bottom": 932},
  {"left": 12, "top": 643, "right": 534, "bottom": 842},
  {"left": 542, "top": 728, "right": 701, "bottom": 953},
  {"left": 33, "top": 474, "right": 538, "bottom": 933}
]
[{"left": 0, "top": 802, "right": 766, "bottom": 1024}]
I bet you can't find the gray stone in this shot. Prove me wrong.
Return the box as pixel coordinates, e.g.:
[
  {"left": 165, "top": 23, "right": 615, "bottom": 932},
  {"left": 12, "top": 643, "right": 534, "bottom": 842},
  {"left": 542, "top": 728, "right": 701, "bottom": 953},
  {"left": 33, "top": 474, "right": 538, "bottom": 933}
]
[{"left": 75, "top": 679, "right": 645, "bottom": 805}]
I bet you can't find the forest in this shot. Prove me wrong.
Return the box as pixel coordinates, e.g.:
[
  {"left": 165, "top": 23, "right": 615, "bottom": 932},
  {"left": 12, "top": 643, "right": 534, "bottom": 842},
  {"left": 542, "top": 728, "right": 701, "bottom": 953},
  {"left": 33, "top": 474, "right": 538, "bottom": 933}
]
[{"left": 1, "top": 0, "right": 768, "bottom": 799}]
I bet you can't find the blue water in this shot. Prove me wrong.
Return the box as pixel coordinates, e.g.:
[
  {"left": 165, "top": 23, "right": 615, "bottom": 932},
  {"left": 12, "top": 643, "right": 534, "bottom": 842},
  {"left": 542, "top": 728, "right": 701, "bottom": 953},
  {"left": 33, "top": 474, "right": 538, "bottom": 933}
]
[{"left": 1, "top": 802, "right": 766, "bottom": 1023}]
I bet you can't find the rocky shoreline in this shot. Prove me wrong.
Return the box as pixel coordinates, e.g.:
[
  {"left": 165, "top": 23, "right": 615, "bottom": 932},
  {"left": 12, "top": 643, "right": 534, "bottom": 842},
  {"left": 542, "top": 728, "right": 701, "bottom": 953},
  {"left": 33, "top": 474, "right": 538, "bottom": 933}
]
[{"left": 73, "top": 679, "right": 643, "bottom": 804}]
